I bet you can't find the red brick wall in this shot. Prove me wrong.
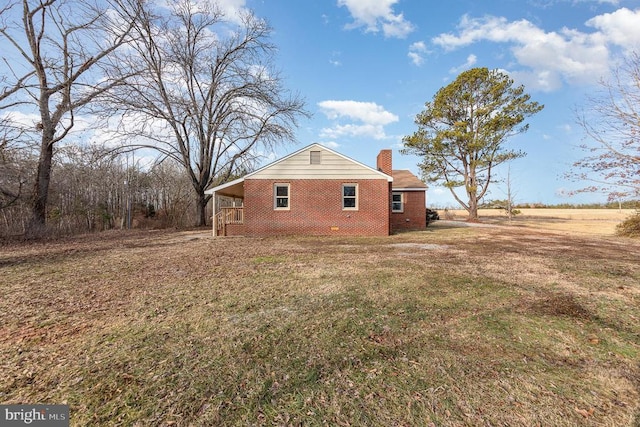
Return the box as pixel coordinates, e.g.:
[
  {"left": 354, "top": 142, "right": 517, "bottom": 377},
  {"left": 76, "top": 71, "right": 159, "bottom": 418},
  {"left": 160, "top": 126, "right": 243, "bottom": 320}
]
[
  {"left": 376, "top": 150, "right": 392, "bottom": 176},
  {"left": 225, "top": 224, "right": 245, "bottom": 236},
  {"left": 244, "top": 179, "right": 390, "bottom": 236},
  {"left": 390, "top": 190, "right": 426, "bottom": 232}
]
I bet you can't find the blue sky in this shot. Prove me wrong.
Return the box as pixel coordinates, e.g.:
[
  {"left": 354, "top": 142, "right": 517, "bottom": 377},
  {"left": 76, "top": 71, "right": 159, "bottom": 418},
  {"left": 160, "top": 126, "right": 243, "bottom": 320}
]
[
  {"left": 2, "top": 0, "right": 638, "bottom": 207},
  {"left": 236, "top": 0, "right": 640, "bottom": 207}
]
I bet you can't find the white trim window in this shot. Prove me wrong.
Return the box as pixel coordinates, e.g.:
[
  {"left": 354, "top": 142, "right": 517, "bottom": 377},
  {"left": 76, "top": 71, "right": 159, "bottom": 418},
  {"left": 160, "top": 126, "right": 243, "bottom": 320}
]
[
  {"left": 274, "top": 183, "right": 290, "bottom": 210},
  {"left": 392, "top": 192, "right": 403, "bottom": 213},
  {"left": 342, "top": 183, "right": 358, "bottom": 210}
]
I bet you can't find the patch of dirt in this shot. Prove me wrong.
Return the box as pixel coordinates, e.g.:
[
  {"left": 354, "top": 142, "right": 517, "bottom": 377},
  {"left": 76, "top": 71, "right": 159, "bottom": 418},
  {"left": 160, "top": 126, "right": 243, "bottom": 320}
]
[{"left": 524, "top": 293, "right": 593, "bottom": 320}]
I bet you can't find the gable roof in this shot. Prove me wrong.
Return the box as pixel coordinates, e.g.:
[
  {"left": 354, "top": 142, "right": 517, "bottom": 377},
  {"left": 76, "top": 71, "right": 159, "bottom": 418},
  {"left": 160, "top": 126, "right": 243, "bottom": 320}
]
[
  {"left": 392, "top": 170, "right": 427, "bottom": 191},
  {"left": 249, "top": 143, "right": 393, "bottom": 180},
  {"left": 206, "top": 143, "right": 392, "bottom": 195}
]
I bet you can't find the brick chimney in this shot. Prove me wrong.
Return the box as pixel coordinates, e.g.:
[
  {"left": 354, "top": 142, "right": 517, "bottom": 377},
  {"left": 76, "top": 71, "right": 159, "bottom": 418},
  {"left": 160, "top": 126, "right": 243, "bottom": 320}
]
[{"left": 376, "top": 149, "right": 392, "bottom": 176}]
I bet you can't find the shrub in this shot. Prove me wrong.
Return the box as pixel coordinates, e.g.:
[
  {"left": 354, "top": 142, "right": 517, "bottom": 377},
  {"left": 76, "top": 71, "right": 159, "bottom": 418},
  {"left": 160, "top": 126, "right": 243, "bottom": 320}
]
[{"left": 616, "top": 210, "right": 640, "bottom": 238}]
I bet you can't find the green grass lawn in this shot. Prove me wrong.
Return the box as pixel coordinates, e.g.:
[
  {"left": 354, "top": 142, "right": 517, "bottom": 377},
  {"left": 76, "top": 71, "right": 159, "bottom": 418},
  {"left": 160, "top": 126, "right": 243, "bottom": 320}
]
[{"left": 1, "top": 225, "right": 639, "bottom": 426}]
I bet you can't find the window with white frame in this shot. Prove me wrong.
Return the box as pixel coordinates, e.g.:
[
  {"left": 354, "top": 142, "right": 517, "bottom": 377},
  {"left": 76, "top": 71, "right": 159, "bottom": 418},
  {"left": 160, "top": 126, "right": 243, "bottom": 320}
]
[
  {"left": 392, "top": 192, "right": 403, "bottom": 212},
  {"left": 342, "top": 184, "right": 358, "bottom": 210},
  {"left": 274, "top": 183, "right": 290, "bottom": 210}
]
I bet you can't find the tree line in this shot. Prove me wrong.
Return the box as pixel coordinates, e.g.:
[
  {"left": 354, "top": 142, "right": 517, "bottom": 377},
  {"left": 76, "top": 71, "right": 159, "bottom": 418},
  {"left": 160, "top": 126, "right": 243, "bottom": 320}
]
[
  {"left": 478, "top": 201, "right": 640, "bottom": 210},
  {"left": 0, "top": 0, "right": 306, "bottom": 238},
  {"left": 1, "top": 143, "right": 197, "bottom": 236}
]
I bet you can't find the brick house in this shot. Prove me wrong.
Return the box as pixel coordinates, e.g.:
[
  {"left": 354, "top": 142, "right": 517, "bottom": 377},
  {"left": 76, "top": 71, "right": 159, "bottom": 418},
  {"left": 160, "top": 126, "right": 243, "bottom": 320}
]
[{"left": 206, "top": 144, "right": 426, "bottom": 236}]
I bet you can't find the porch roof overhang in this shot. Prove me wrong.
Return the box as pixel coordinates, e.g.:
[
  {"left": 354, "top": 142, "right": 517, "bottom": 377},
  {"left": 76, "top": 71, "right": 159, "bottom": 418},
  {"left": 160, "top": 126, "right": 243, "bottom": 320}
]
[{"left": 205, "top": 177, "right": 245, "bottom": 198}]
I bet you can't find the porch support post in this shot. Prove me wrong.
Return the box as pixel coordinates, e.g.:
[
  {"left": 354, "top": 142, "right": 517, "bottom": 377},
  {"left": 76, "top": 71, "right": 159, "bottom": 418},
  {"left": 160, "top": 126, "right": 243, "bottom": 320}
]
[{"left": 212, "top": 192, "right": 218, "bottom": 237}]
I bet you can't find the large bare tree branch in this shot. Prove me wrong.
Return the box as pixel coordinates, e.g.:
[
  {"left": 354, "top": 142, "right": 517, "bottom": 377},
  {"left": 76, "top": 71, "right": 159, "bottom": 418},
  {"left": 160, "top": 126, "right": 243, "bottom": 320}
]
[
  {"left": 103, "top": 0, "right": 308, "bottom": 226},
  {"left": 0, "top": 0, "right": 144, "bottom": 233},
  {"left": 570, "top": 52, "right": 640, "bottom": 201}
]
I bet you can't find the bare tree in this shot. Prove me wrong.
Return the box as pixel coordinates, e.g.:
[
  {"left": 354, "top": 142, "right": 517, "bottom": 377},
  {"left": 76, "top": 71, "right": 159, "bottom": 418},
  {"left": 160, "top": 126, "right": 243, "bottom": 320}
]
[
  {"left": 107, "top": 0, "right": 307, "bottom": 226},
  {"left": 0, "top": 0, "right": 142, "bottom": 235},
  {"left": 571, "top": 53, "right": 640, "bottom": 201},
  {"left": 147, "top": 160, "right": 195, "bottom": 227},
  {"left": 0, "top": 116, "right": 28, "bottom": 210},
  {"left": 503, "top": 165, "right": 519, "bottom": 221},
  {"left": 0, "top": 137, "right": 199, "bottom": 236}
]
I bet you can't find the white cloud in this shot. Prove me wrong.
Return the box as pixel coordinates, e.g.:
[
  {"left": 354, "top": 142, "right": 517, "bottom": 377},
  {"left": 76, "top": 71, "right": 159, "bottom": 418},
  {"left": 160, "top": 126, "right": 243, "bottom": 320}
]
[
  {"left": 1, "top": 110, "right": 114, "bottom": 147},
  {"left": 214, "top": 0, "right": 248, "bottom": 18},
  {"left": 408, "top": 52, "right": 424, "bottom": 66},
  {"left": 431, "top": 9, "right": 640, "bottom": 91},
  {"left": 409, "top": 41, "right": 427, "bottom": 52},
  {"left": 318, "top": 100, "right": 398, "bottom": 125},
  {"left": 337, "top": 0, "right": 415, "bottom": 38},
  {"left": 586, "top": 7, "right": 640, "bottom": 50},
  {"left": 1, "top": 111, "right": 40, "bottom": 129},
  {"left": 318, "top": 100, "right": 398, "bottom": 140},
  {"left": 381, "top": 14, "right": 415, "bottom": 38},
  {"left": 449, "top": 54, "right": 478, "bottom": 74},
  {"left": 320, "top": 123, "right": 386, "bottom": 139},
  {"left": 507, "top": 69, "right": 563, "bottom": 92},
  {"left": 408, "top": 41, "right": 428, "bottom": 66}
]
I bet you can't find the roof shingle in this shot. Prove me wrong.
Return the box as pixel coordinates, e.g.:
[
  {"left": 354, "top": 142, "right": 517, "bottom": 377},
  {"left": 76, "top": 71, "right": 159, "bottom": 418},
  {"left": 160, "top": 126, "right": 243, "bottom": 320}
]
[{"left": 392, "top": 170, "right": 427, "bottom": 189}]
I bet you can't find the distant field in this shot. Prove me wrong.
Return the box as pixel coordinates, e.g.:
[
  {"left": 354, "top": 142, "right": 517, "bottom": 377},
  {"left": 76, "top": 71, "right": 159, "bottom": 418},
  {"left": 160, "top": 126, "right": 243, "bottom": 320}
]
[
  {"left": 1, "top": 226, "right": 638, "bottom": 426},
  {"left": 445, "top": 208, "right": 636, "bottom": 235}
]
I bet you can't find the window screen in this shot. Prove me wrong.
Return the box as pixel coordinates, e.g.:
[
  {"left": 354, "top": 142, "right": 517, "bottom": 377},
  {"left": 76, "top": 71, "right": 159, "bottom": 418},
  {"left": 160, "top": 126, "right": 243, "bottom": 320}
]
[{"left": 310, "top": 151, "right": 321, "bottom": 165}]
